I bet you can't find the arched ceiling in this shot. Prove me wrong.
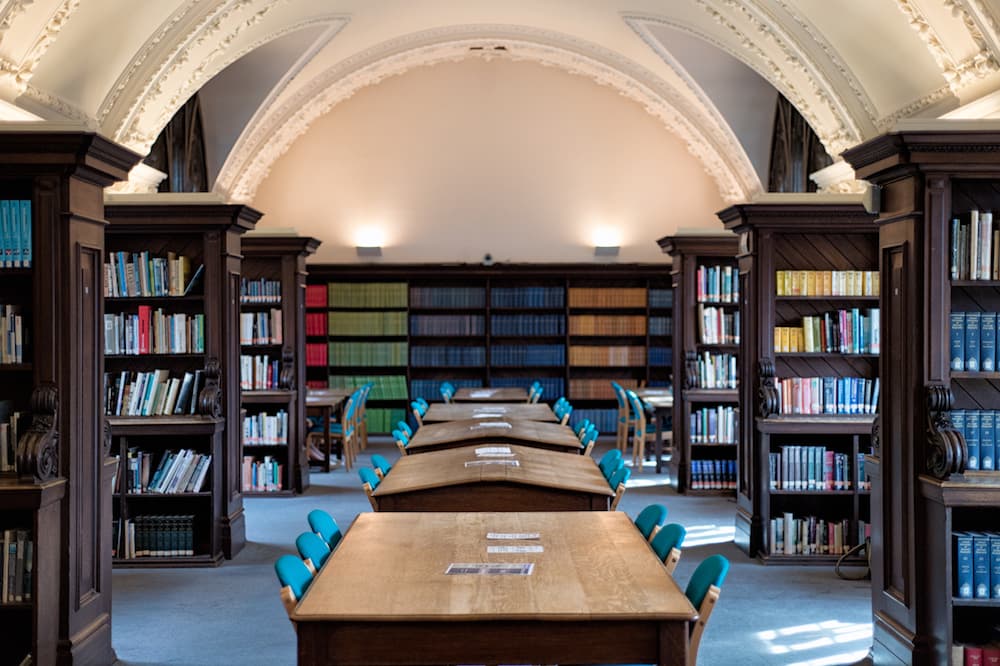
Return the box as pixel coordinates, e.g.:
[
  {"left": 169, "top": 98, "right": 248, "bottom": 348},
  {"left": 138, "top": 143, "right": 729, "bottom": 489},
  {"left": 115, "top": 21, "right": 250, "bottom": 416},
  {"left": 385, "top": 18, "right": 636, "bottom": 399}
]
[{"left": 2, "top": 0, "right": 1000, "bottom": 255}]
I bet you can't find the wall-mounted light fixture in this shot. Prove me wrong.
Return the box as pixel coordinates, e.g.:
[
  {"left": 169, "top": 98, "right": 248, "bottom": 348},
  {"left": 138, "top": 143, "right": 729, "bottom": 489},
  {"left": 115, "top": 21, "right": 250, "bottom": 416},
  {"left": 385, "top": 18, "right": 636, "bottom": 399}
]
[
  {"left": 356, "top": 245, "right": 382, "bottom": 258},
  {"left": 594, "top": 245, "right": 620, "bottom": 257}
]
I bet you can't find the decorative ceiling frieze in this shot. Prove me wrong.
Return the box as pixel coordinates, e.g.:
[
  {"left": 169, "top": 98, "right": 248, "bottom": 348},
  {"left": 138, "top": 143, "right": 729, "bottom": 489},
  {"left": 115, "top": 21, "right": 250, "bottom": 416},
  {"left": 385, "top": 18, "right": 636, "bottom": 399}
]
[{"left": 214, "top": 24, "right": 761, "bottom": 206}]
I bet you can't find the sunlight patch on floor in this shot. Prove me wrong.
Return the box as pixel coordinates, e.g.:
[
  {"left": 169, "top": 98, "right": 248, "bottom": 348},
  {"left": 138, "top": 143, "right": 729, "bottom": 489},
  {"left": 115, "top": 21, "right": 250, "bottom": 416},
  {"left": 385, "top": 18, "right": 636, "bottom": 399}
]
[
  {"left": 756, "top": 620, "right": 872, "bottom": 665},
  {"left": 680, "top": 523, "right": 736, "bottom": 547}
]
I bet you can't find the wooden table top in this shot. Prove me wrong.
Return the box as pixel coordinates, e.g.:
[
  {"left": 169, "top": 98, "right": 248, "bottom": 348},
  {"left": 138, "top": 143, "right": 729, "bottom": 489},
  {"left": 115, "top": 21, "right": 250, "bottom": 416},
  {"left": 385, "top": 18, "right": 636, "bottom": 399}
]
[
  {"left": 306, "top": 388, "right": 353, "bottom": 407},
  {"left": 293, "top": 511, "right": 696, "bottom": 622},
  {"left": 407, "top": 418, "right": 583, "bottom": 453},
  {"left": 453, "top": 387, "right": 529, "bottom": 402},
  {"left": 423, "top": 402, "right": 558, "bottom": 423},
  {"left": 373, "top": 445, "right": 613, "bottom": 499}
]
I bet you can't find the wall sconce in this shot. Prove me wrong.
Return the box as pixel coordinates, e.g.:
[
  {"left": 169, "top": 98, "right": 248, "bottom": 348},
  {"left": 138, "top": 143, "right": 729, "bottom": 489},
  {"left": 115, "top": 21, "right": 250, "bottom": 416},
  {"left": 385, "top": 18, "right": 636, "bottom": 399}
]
[
  {"left": 356, "top": 245, "right": 382, "bottom": 258},
  {"left": 594, "top": 245, "right": 620, "bottom": 257}
]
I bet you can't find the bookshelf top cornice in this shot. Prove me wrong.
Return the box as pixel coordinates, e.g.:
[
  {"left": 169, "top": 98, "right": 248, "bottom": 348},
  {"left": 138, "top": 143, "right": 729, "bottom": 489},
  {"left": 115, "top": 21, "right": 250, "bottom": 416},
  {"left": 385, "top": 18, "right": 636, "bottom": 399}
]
[{"left": 657, "top": 234, "right": 739, "bottom": 257}]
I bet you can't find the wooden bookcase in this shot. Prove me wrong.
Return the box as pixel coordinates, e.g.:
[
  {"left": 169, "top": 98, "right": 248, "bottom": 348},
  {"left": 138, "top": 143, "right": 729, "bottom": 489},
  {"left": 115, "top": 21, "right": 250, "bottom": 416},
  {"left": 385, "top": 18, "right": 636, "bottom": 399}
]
[
  {"left": 843, "top": 126, "right": 1000, "bottom": 664},
  {"left": 305, "top": 265, "right": 672, "bottom": 436},
  {"left": 240, "top": 234, "right": 319, "bottom": 495},
  {"left": 108, "top": 416, "right": 223, "bottom": 567},
  {"left": 104, "top": 195, "right": 260, "bottom": 561},
  {"left": 0, "top": 129, "right": 139, "bottom": 665},
  {"left": 718, "top": 196, "right": 878, "bottom": 564},
  {"left": 658, "top": 234, "right": 740, "bottom": 495}
]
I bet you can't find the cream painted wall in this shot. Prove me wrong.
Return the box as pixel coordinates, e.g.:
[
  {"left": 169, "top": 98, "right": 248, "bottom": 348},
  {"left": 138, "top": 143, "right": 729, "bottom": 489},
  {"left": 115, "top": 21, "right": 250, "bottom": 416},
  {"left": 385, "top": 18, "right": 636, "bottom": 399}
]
[{"left": 251, "top": 57, "right": 726, "bottom": 264}]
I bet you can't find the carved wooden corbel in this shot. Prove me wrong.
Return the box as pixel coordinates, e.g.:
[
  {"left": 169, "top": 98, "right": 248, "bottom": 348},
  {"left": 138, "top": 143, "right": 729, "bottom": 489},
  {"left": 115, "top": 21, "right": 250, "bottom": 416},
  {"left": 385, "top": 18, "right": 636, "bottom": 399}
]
[
  {"left": 925, "top": 384, "right": 966, "bottom": 479},
  {"left": 16, "top": 383, "right": 59, "bottom": 482}
]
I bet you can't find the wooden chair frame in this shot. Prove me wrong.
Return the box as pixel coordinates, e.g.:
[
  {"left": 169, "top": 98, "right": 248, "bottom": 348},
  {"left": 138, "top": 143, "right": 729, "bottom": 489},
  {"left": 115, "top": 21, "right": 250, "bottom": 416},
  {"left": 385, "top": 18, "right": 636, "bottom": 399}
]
[
  {"left": 611, "top": 481, "right": 627, "bottom": 510},
  {"left": 663, "top": 547, "right": 682, "bottom": 576},
  {"left": 363, "top": 481, "right": 378, "bottom": 511},
  {"left": 688, "top": 585, "right": 722, "bottom": 666},
  {"left": 280, "top": 585, "right": 299, "bottom": 617}
]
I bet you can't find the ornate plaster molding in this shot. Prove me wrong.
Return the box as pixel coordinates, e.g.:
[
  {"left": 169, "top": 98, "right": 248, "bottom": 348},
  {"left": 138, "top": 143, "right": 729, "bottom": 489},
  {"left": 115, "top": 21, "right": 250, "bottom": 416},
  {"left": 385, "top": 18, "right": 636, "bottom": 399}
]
[
  {"left": 895, "top": 0, "right": 998, "bottom": 93},
  {"left": 611, "top": 16, "right": 762, "bottom": 196},
  {"left": 809, "top": 160, "right": 866, "bottom": 194},
  {"left": 0, "top": 1, "right": 36, "bottom": 49},
  {"left": 106, "top": 162, "right": 167, "bottom": 194},
  {"left": 215, "top": 24, "right": 757, "bottom": 205},
  {"left": 20, "top": 82, "right": 94, "bottom": 124},
  {"left": 675, "top": 0, "right": 858, "bottom": 156},
  {"left": 14, "top": 0, "right": 80, "bottom": 88}
]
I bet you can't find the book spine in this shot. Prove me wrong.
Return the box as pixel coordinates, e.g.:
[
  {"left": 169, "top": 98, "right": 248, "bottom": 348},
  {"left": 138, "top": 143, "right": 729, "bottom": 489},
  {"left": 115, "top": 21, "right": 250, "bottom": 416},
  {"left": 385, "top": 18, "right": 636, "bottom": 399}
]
[
  {"left": 966, "top": 311, "right": 981, "bottom": 372},
  {"left": 982, "top": 312, "right": 997, "bottom": 372},
  {"left": 952, "top": 312, "right": 967, "bottom": 371},
  {"left": 974, "top": 532, "right": 991, "bottom": 599}
]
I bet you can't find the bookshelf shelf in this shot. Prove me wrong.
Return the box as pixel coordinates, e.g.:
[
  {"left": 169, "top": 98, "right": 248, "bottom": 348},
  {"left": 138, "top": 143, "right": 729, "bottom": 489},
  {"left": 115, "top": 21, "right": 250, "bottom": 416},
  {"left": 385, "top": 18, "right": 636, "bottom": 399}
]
[
  {"left": 239, "top": 234, "right": 319, "bottom": 495},
  {"left": 307, "top": 266, "right": 671, "bottom": 434},
  {"left": 107, "top": 295, "right": 205, "bottom": 303},
  {"left": 113, "top": 553, "right": 222, "bottom": 569},
  {"left": 843, "top": 132, "right": 1000, "bottom": 663},
  {"left": 719, "top": 198, "right": 878, "bottom": 565},
  {"left": 951, "top": 598, "right": 1000, "bottom": 608},
  {"left": 659, "top": 235, "right": 739, "bottom": 492},
  {"left": 775, "top": 295, "right": 879, "bottom": 302},
  {"left": 105, "top": 199, "right": 261, "bottom": 560},
  {"left": 122, "top": 492, "right": 213, "bottom": 498},
  {"left": 0, "top": 132, "right": 142, "bottom": 665}
]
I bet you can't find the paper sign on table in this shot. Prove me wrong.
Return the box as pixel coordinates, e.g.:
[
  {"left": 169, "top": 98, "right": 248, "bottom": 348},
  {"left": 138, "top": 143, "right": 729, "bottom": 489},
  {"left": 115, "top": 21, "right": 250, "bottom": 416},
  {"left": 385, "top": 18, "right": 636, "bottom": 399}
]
[
  {"left": 469, "top": 421, "right": 512, "bottom": 430},
  {"left": 487, "top": 545, "right": 544, "bottom": 554},
  {"left": 487, "top": 532, "right": 541, "bottom": 540},
  {"left": 464, "top": 460, "right": 520, "bottom": 467},
  {"left": 445, "top": 562, "right": 534, "bottom": 575},
  {"left": 475, "top": 446, "right": 512, "bottom": 455}
]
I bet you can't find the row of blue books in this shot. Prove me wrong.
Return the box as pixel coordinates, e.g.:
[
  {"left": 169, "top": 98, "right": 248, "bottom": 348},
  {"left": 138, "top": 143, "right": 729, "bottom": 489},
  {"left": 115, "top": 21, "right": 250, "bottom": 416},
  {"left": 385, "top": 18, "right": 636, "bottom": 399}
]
[
  {"left": 490, "top": 287, "right": 565, "bottom": 309},
  {"left": 950, "top": 311, "right": 1000, "bottom": 372},
  {"left": 649, "top": 316, "right": 672, "bottom": 336},
  {"left": 491, "top": 314, "right": 565, "bottom": 336},
  {"left": 649, "top": 289, "right": 673, "bottom": 309},
  {"left": 410, "top": 287, "right": 486, "bottom": 309},
  {"left": 949, "top": 410, "right": 1000, "bottom": 471},
  {"left": 569, "top": 408, "right": 616, "bottom": 433},
  {"left": 490, "top": 345, "right": 565, "bottom": 367},
  {"left": 492, "top": 376, "right": 564, "bottom": 398},
  {"left": 649, "top": 347, "right": 672, "bottom": 367},
  {"left": 690, "top": 459, "right": 736, "bottom": 490},
  {"left": 410, "top": 315, "right": 485, "bottom": 336},
  {"left": 953, "top": 531, "right": 1000, "bottom": 599},
  {"left": 0, "top": 199, "right": 31, "bottom": 268},
  {"left": 410, "top": 346, "right": 486, "bottom": 367}
]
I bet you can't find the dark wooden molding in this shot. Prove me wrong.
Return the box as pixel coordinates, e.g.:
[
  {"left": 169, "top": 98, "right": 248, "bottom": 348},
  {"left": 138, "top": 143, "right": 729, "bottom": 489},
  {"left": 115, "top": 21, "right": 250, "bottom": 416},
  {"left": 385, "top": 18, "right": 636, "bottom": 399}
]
[
  {"left": 16, "top": 383, "right": 59, "bottom": 483},
  {"left": 243, "top": 234, "right": 321, "bottom": 257},
  {"left": 657, "top": 234, "right": 738, "bottom": 258},
  {"left": 924, "top": 384, "right": 966, "bottom": 480},
  {"left": 757, "top": 358, "right": 779, "bottom": 419},
  {"left": 198, "top": 357, "right": 224, "bottom": 418}
]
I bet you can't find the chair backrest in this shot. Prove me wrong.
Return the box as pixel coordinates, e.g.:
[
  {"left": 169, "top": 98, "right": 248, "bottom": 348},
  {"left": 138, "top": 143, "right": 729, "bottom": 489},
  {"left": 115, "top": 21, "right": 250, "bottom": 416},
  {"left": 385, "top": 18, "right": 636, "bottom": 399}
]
[
  {"left": 686, "top": 554, "right": 730, "bottom": 666},
  {"left": 634, "top": 504, "right": 669, "bottom": 541},
  {"left": 597, "top": 448, "right": 623, "bottom": 480},
  {"left": 609, "top": 465, "right": 631, "bottom": 510},
  {"left": 274, "top": 554, "right": 313, "bottom": 615},
  {"left": 625, "top": 389, "right": 647, "bottom": 421},
  {"left": 574, "top": 419, "right": 591, "bottom": 439},
  {"left": 397, "top": 420, "right": 413, "bottom": 437},
  {"left": 440, "top": 382, "right": 454, "bottom": 403},
  {"left": 371, "top": 454, "right": 392, "bottom": 478},
  {"left": 307, "top": 509, "right": 342, "bottom": 550},
  {"left": 359, "top": 467, "right": 380, "bottom": 490},
  {"left": 581, "top": 427, "right": 599, "bottom": 456},
  {"left": 410, "top": 400, "right": 425, "bottom": 426},
  {"left": 611, "top": 381, "right": 627, "bottom": 409},
  {"left": 651, "top": 522, "right": 686, "bottom": 575},
  {"left": 296, "top": 531, "right": 331, "bottom": 573},
  {"left": 392, "top": 429, "right": 409, "bottom": 456},
  {"left": 608, "top": 464, "right": 630, "bottom": 490}
]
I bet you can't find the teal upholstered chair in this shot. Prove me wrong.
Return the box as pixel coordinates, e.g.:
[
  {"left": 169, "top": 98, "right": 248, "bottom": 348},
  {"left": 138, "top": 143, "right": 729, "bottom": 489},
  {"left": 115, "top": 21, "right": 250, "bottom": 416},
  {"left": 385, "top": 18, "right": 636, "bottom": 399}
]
[
  {"left": 371, "top": 454, "right": 392, "bottom": 479},
  {"left": 356, "top": 382, "right": 373, "bottom": 451},
  {"left": 440, "top": 381, "right": 455, "bottom": 403},
  {"left": 597, "top": 448, "right": 623, "bottom": 481},
  {"left": 359, "top": 467, "right": 380, "bottom": 510},
  {"left": 581, "top": 426, "right": 599, "bottom": 456},
  {"left": 685, "top": 555, "right": 730, "bottom": 665},
  {"left": 608, "top": 465, "right": 631, "bottom": 510},
  {"left": 274, "top": 554, "right": 313, "bottom": 616},
  {"left": 634, "top": 504, "right": 669, "bottom": 542},
  {"left": 554, "top": 397, "right": 573, "bottom": 425},
  {"left": 296, "top": 531, "right": 331, "bottom": 574},
  {"left": 574, "top": 419, "right": 592, "bottom": 439},
  {"left": 306, "top": 390, "right": 358, "bottom": 471},
  {"left": 411, "top": 399, "right": 428, "bottom": 426},
  {"left": 611, "top": 381, "right": 630, "bottom": 452},
  {"left": 651, "top": 523, "right": 686, "bottom": 575},
  {"left": 625, "top": 389, "right": 658, "bottom": 469},
  {"left": 397, "top": 420, "right": 414, "bottom": 437},
  {"left": 528, "top": 381, "right": 543, "bottom": 403},
  {"left": 392, "top": 429, "right": 409, "bottom": 456},
  {"left": 307, "top": 509, "right": 342, "bottom": 550}
]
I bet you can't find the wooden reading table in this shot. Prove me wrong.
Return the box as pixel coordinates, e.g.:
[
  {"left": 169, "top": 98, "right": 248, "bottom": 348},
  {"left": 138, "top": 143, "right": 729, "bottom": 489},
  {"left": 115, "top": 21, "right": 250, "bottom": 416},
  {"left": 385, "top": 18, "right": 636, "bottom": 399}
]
[
  {"left": 406, "top": 417, "right": 582, "bottom": 454},
  {"left": 305, "top": 388, "right": 353, "bottom": 472},
  {"left": 292, "top": 511, "right": 696, "bottom": 666},
  {"left": 423, "top": 402, "right": 558, "bottom": 424},
  {"left": 452, "top": 386, "right": 529, "bottom": 402},
  {"left": 635, "top": 388, "right": 674, "bottom": 474},
  {"left": 372, "top": 444, "right": 612, "bottom": 511}
]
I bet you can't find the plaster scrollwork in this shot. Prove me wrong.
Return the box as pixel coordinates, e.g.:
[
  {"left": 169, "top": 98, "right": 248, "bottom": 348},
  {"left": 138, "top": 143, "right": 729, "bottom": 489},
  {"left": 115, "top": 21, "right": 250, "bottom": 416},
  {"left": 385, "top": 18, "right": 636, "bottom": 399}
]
[
  {"left": 215, "top": 25, "right": 756, "bottom": 206},
  {"left": 895, "top": 0, "right": 998, "bottom": 93},
  {"left": 20, "top": 83, "right": 95, "bottom": 125},
  {"left": 13, "top": 0, "right": 81, "bottom": 88},
  {"left": 687, "top": 0, "right": 856, "bottom": 157},
  {"left": 0, "top": 1, "right": 35, "bottom": 47}
]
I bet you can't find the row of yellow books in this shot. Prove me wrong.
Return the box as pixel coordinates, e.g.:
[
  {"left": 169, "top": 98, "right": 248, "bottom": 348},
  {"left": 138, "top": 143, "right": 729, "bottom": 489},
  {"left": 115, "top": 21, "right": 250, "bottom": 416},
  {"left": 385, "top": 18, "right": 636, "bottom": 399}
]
[{"left": 775, "top": 270, "right": 879, "bottom": 297}]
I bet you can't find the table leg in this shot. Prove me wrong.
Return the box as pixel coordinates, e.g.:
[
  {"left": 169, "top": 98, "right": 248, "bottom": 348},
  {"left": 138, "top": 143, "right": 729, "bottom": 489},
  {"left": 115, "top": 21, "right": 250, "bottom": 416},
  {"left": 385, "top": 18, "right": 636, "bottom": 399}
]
[
  {"left": 654, "top": 407, "right": 664, "bottom": 474},
  {"left": 323, "top": 406, "right": 332, "bottom": 473},
  {"left": 659, "top": 620, "right": 689, "bottom": 666}
]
